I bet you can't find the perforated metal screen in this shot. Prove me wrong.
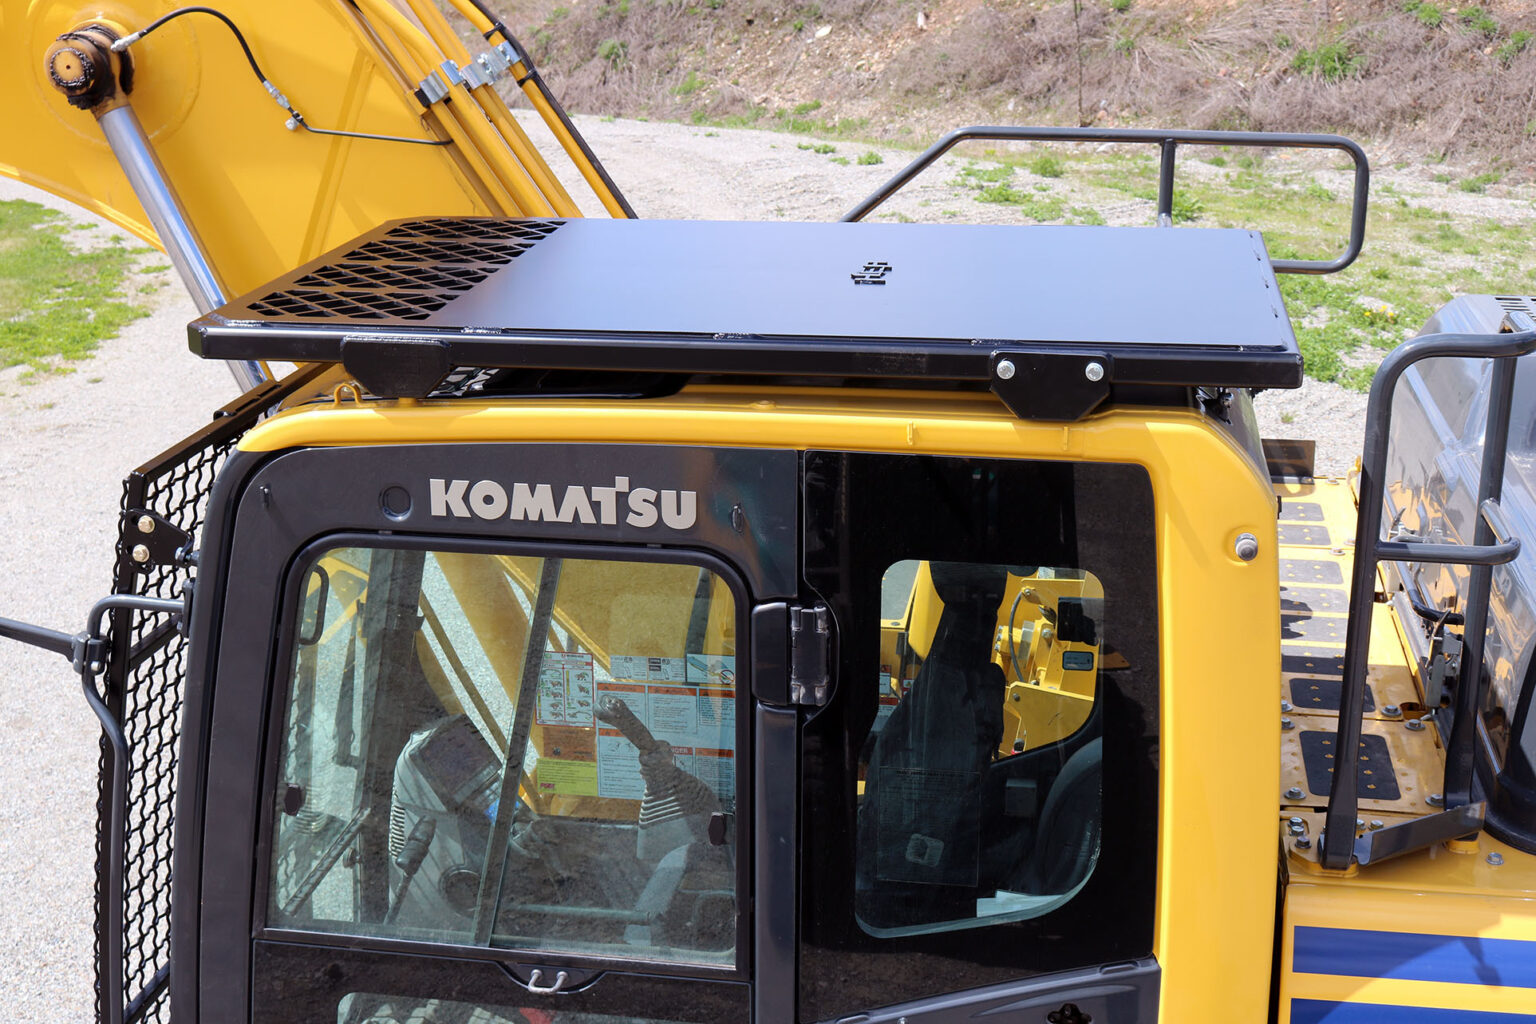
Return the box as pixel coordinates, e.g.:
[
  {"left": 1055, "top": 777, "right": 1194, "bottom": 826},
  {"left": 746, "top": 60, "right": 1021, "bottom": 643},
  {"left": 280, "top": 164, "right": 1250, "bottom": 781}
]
[{"left": 246, "top": 218, "right": 562, "bottom": 322}]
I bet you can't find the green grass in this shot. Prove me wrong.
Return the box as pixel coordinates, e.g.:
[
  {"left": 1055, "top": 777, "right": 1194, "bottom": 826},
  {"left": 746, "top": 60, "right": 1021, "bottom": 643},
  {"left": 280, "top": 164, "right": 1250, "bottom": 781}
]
[
  {"left": 798, "top": 142, "right": 837, "bottom": 154},
  {"left": 1497, "top": 30, "right": 1533, "bottom": 64},
  {"left": 1459, "top": 172, "right": 1500, "bottom": 193},
  {"left": 1459, "top": 6, "right": 1499, "bottom": 36},
  {"left": 1406, "top": 1, "right": 1444, "bottom": 28},
  {"left": 1028, "top": 154, "right": 1065, "bottom": 178},
  {"left": 672, "top": 70, "right": 704, "bottom": 96},
  {"left": 857, "top": 151, "right": 884, "bottom": 166},
  {"left": 0, "top": 200, "right": 149, "bottom": 373},
  {"left": 1290, "top": 39, "right": 1364, "bottom": 82},
  {"left": 971, "top": 184, "right": 1066, "bottom": 221},
  {"left": 1170, "top": 192, "right": 1203, "bottom": 223},
  {"left": 596, "top": 38, "right": 627, "bottom": 64}
]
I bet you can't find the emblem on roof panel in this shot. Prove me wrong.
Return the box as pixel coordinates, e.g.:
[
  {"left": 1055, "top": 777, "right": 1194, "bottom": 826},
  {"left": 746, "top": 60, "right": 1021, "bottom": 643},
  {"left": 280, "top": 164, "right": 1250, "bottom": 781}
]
[{"left": 851, "top": 261, "right": 892, "bottom": 286}]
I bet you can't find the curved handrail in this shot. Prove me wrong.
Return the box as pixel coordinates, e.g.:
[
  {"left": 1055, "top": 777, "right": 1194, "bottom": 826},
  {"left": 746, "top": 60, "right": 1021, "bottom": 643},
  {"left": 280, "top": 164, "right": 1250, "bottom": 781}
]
[{"left": 841, "top": 125, "right": 1369, "bottom": 275}]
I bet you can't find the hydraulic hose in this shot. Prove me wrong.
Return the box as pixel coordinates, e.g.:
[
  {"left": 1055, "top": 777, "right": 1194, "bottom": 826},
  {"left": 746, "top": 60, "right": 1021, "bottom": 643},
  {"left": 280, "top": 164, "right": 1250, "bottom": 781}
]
[
  {"left": 402, "top": 0, "right": 580, "bottom": 216},
  {"left": 442, "top": 0, "right": 635, "bottom": 218}
]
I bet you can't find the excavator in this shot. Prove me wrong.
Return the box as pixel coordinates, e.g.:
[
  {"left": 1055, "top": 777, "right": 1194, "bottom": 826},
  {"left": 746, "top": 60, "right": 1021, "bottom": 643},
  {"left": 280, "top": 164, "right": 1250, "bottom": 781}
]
[{"left": 2, "top": 2, "right": 1535, "bottom": 1023}]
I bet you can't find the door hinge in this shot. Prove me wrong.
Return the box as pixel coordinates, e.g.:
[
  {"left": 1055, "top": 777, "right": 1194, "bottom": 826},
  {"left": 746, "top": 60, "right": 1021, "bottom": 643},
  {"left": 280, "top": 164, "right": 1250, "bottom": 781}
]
[
  {"left": 120, "top": 508, "right": 195, "bottom": 572},
  {"left": 789, "top": 603, "right": 831, "bottom": 706}
]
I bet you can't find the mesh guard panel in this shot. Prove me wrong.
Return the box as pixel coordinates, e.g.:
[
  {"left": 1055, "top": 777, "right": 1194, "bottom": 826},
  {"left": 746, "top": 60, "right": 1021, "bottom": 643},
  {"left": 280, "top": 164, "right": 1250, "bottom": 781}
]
[
  {"left": 245, "top": 219, "right": 562, "bottom": 322},
  {"left": 97, "top": 366, "right": 328, "bottom": 1024}
]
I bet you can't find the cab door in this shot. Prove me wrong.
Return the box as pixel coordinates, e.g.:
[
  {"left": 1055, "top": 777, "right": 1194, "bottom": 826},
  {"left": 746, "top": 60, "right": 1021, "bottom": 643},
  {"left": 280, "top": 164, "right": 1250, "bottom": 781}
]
[
  {"left": 186, "top": 443, "right": 798, "bottom": 1023},
  {"left": 797, "top": 451, "right": 1164, "bottom": 1023}
]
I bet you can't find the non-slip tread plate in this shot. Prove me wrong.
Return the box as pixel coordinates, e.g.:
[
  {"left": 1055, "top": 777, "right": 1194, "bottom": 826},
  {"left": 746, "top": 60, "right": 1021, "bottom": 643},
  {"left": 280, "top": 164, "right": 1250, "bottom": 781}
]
[{"left": 1299, "top": 730, "right": 1401, "bottom": 801}]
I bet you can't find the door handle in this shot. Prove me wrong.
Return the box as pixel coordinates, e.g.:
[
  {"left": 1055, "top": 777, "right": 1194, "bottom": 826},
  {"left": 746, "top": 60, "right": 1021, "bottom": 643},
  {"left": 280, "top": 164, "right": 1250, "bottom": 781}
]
[{"left": 526, "top": 969, "right": 570, "bottom": 995}]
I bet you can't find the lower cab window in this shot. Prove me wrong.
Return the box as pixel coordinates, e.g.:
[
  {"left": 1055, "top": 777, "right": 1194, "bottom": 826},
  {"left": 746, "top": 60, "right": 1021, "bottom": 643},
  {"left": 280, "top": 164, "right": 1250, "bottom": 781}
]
[
  {"left": 339, "top": 994, "right": 693, "bottom": 1024},
  {"left": 267, "top": 546, "right": 741, "bottom": 968}
]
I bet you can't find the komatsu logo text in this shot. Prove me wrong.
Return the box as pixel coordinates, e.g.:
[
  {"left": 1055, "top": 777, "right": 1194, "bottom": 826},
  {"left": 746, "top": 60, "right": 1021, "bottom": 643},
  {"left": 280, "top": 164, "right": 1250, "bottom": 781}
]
[{"left": 428, "top": 476, "right": 698, "bottom": 530}]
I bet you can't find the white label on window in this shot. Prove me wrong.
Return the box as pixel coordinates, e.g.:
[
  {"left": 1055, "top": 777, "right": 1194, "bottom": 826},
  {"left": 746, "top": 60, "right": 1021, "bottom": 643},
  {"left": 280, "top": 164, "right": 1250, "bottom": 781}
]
[
  {"left": 687, "top": 653, "right": 736, "bottom": 688},
  {"left": 535, "top": 651, "right": 595, "bottom": 727},
  {"left": 596, "top": 730, "right": 645, "bottom": 800},
  {"left": 610, "top": 655, "right": 688, "bottom": 684}
]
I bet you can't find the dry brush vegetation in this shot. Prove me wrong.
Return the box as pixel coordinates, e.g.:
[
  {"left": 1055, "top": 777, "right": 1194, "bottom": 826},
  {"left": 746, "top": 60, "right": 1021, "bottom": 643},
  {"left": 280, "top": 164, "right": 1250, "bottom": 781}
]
[{"left": 506, "top": 0, "right": 1536, "bottom": 171}]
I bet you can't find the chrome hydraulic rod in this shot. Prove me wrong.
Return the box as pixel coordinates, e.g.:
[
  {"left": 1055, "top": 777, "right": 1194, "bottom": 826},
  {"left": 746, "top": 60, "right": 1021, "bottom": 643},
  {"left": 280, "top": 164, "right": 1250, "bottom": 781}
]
[{"left": 96, "top": 106, "right": 264, "bottom": 390}]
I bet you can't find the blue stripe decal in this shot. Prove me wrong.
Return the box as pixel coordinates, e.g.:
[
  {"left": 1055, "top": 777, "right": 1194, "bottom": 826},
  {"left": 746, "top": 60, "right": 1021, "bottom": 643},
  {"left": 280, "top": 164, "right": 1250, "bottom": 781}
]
[
  {"left": 1291, "top": 1000, "right": 1536, "bottom": 1023},
  {"left": 1294, "top": 926, "right": 1536, "bottom": 989}
]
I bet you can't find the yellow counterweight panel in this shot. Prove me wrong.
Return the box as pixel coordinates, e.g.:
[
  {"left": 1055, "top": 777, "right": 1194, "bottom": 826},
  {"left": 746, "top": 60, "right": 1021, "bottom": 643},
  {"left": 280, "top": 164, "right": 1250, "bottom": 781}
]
[
  {"left": 1281, "top": 856, "right": 1536, "bottom": 1021},
  {"left": 241, "top": 385, "right": 1285, "bottom": 1021}
]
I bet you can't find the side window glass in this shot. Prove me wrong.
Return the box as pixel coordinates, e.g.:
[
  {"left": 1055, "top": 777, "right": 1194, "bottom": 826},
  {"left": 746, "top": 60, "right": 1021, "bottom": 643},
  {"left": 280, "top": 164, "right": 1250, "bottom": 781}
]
[
  {"left": 270, "top": 547, "right": 740, "bottom": 966},
  {"left": 859, "top": 561, "right": 1103, "bottom": 936}
]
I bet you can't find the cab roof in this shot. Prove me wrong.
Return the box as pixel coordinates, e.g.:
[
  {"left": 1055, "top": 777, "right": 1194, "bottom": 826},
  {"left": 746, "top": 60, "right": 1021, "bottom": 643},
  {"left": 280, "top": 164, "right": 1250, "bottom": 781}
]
[{"left": 191, "top": 217, "right": 1302, "bottom": 421}]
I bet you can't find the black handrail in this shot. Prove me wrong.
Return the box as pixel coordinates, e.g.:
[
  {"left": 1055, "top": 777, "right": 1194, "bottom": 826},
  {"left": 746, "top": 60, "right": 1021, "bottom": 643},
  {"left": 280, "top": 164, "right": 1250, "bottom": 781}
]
[
  {"left": 1320, "top": 311, "right": 1536, "bottom": 870},
  {"left": 841, "top": 125, "right": 1369, "bottom": 275}
]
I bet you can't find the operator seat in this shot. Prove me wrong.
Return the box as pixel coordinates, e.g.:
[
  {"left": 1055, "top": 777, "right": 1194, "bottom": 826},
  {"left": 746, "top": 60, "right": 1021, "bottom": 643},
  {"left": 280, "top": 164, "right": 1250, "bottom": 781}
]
[
  {"left": 857, "top": 561, "right": 1008, "bottom": 930},
  {"left": 1016, "top": 737, "right": 1102, "bottom": 895}
]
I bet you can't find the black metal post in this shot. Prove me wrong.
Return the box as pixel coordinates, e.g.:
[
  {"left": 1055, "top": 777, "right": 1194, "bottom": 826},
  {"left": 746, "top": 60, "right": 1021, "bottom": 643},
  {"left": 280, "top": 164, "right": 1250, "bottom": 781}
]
[
  {"left": 473, "top": 557, "right": 563, "bottom": 945},
  {"left": 1156, "top": 139, "right": 1177, "bottom": 226}
]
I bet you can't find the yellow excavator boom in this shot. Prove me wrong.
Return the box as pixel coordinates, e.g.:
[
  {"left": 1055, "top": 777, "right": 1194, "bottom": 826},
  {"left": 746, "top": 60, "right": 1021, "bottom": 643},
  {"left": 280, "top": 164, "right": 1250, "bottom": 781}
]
[{"left": 0, "top": 0, "right": 626, "bottom": 312}]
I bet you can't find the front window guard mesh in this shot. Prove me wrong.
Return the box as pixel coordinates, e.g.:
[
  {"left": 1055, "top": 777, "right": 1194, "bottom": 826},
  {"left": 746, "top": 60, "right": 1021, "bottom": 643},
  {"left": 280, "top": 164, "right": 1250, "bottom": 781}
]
[{"left": 97, "top": 365, "right": 327, "bottom": 1024}]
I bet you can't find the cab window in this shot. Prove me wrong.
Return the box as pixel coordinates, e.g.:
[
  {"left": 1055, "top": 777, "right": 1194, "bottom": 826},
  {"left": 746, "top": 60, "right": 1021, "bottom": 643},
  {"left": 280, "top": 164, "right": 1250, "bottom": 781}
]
[
  {"left": 862, "top": 561, "right": 1104, "bottom": 936},
  {"left": 267, "top": 545, "right": 741, "bottom": 967},
  {"left": 800, "top": 452, "right": 1159, "bottom": 1021}
]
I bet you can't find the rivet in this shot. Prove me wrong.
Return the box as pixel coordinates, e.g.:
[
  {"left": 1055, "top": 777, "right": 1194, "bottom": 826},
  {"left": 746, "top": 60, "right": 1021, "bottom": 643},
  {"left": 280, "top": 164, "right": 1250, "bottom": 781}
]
[
  {"left": 131, "top": 544, "right": 150, "bottom": 564},
  {"left": 1235, "top": 532, "right": 1260, "bottom": 561},
  {"left": 1084, "top": 361, "right": 1105, "bottom": 382},
  {"left": 136, "top": 515, "right": 155, "bottom": 534},
  {"left": 1288, "top": 822, "right": 1305, "bottom": 835},
  {"left": 1406, "top": 718, "right": 1426, "bottom": 731},
  {"left": 1288, "top": 816, "right": 1304, "bottom": 827},
  {"left": 1295, "top": 836, "right": 1312, "bottom": 849},
  {"left": 1488, "top": 852, "right": 1504, "bottom": 866},
  {"left": 1281, "top": 700, "right": 1293, "bottom": 712},
  {"left": 1427, "top": 793, "right": 1444, "bottom": 807},
  {"left": 1285, "top": 786, "right": 1304, "bottom": 800},
  {"left": 1282, "top": 717, "right": 1295, "bottom": 730},
  {"left": 1355, "top": 818, "right": 1365, "bottom": 830},
  {"left": 995, "top": 359, "right": 1016, "bottom": 380},
  {"left": 1370, "top": 819, "right": 1384, "bottom": 830},
  {"left": 1383, "top": 704, "right": 1401, "bottom": 717}
]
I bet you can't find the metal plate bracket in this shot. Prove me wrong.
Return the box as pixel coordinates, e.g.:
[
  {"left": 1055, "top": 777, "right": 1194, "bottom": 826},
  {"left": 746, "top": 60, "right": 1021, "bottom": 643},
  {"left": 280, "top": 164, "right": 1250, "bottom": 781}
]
[{"left": 990, "top": 351, "right": 1112, "bottom": 422}]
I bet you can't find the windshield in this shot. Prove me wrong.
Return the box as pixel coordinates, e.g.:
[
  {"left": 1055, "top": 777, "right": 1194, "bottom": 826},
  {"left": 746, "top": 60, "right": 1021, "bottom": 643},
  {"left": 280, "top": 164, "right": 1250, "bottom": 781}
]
[{"left": 267, "top": 545, "right": 740, "bottom": 967}]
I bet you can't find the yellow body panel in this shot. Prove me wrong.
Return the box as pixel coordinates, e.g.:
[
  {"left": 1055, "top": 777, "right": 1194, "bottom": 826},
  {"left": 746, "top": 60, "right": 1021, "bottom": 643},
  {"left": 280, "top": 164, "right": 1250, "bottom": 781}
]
[{"left": 242, "top": 383, "right": 1284, "bottom": 1021}]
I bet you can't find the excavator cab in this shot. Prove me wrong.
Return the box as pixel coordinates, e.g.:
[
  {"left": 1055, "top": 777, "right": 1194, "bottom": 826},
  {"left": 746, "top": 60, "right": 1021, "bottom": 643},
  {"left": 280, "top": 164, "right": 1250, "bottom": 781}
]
[{"left": 185, "top": 427, "right": 1160, "bottom": 1024}]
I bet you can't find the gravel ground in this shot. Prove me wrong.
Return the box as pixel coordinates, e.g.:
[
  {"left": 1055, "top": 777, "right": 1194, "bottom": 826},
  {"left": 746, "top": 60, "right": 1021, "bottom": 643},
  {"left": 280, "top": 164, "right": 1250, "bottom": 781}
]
[{"left": 0, "top": 115, "right": 1382, "bottom": 1020}]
